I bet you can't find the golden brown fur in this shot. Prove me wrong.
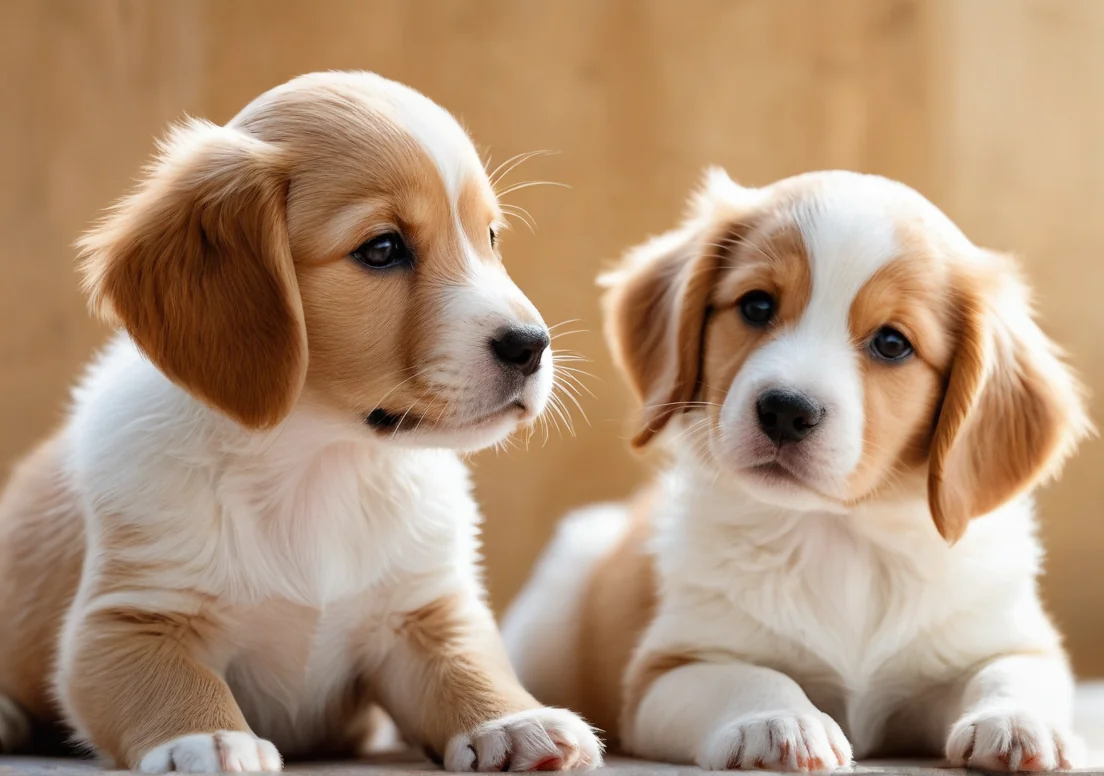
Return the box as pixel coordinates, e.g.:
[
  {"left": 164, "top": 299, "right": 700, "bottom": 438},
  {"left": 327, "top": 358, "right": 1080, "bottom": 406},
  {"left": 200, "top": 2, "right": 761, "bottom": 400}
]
[
  {"left": 575, "top": 493, "right": 658, "bottom": 742},
  {"left": 78, "top": 122, "right": 305, "bottom": 430},
  {"left": 0, "top": 71, "right": 596, "bottom": 772},
  {"left": 0, "top": 436, "right": 85, "bottom": 727},
  {"left": 388, "top": 596, "right": 541, "bottom": 763},
  {"left": 506, "top": 169, "right": 1092, "bottom": 768}
]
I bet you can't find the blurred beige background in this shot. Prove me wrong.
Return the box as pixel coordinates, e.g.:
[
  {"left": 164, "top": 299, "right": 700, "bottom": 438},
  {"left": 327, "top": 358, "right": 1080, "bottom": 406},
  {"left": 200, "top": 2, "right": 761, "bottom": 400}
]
[{"left": 2, "top": 0, "right": 1103, "bottom": 673}]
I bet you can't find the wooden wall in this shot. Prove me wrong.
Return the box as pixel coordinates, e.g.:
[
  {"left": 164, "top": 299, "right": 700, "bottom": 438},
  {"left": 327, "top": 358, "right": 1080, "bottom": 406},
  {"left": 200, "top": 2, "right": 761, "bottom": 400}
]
[{"left": 3, "top": 0, "right": 1104, "bottom": 672}]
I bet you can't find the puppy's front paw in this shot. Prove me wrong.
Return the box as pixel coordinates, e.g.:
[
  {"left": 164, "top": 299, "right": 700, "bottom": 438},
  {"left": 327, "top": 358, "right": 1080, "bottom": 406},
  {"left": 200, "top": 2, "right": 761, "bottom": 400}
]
[
  {"left": 698, "top": 711, "right": 852, "bottom": 771},
  {"left": 138, "top": 731, "right": 282, "bottom": 773},
  {"left": 444, "top": 708, "right": 602, "bottom": 771},
  {"left": 946, "top": 710, "right": 1083, "bottom": 772}
]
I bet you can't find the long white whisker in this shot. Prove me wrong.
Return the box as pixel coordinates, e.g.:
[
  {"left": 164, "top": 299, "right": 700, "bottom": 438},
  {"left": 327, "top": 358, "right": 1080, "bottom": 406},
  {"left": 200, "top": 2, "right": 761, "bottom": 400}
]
[
  {"left": 558, "top": 367, "right": 596, "bottom": 380},
  {"left": 500, "top": 204, "right": 536, "bottom": 234},
  {"left": 500, "top": 204, "right": 537, "bottom": 233},
  {"left": 548, "top": 319, "right": 583, "bottom": 332},
  {"left": 550, "top": 347, "right": 590, "bottom": 358},
  {"left": 495, "top": 180, "right": 571, "bottom": 198},
  {"left": 556, "top": 383, "right": 590, "bottom": 426},
  {"left": 555, "top": 364, "right": 599, "bottom": 379},
  {"left": 539, "top": 409, "right": 551, "bottom": 447},
  {"left": 489, "top": 149, "right": 541, "bottom": 187},
  {"left": 397, "top": 384, "right": 435, "bottom": 431},
  {"left": 555, "top": 371, "right": 597, "bottom": 399},
  {"left": 489, "top": 149, "right": 555, "bottom": 189},
  {"left": 373, "top": 368, "right": 427, "bottom": 410},
  {"left": 501, "top": 202, "right": 537, "bottom": 225},
  {"left": 544, "top": 396, "right": 563, "bottom": 440},
  {"left": 550, "top": 329, "right": 588, "bottom": 341},
  {"left": 547, "top": 392, "right": 573, "bottom": 438}
]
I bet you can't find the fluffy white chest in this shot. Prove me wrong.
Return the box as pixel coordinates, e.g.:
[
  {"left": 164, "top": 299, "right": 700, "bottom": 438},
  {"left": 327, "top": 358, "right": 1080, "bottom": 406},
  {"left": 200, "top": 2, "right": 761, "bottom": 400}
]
[
  {"left": 738, "top": 521, "right": 924, "bottom": 677},
  {"left": 211, "top": 441, "right": 477, "bottom": 605},
  {"left": 206, "top": 448, "right": 479, "bottom": 755},
  {"left": 222, "top": 594, "right": 385, "bottom": 756},
  {"left": 712, "top": 518, "right": 942, "bottom": 751},
  {"left": 68, "top": 341, "right": 482, "bottom": 606},
  {"left": 66, "top": 343, "right": 486, "bottom": 753},
  {"left": 653, "top": 474, "right": 1045, "bottom": 753},
  {"left": 672, "top": 512, "right": 933, "bottom": 684},
  {"left": 77, "top": 429, "right": 480, "bottom": 610}
]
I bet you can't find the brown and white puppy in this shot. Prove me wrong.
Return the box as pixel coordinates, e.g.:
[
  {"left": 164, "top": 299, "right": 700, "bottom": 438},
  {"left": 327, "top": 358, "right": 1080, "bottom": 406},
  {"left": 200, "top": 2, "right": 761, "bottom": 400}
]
[
  {"left": 504, "top": 169, "right": 1091, "bottom": 771},
  {"left": 0, "top": 71, "right": 600, "bottom": 772}
]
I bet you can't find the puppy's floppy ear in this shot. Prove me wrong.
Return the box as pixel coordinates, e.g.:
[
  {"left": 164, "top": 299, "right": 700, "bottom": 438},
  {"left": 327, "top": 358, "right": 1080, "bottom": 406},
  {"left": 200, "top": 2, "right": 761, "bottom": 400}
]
[
  {"left": 928, "top": 251, "right": 1093, "bottom": 541},
  {"left": 600, "top": 168, "right": 762, "bottom": 448},
  {"left": 77, "top": 118, "right": 306, "bottom": 430}
]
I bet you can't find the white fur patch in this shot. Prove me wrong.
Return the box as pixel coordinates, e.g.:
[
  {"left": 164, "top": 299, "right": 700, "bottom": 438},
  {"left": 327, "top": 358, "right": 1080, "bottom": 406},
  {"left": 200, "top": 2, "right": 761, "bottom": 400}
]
[
  {"left": 507, "top": 170, "right": 1078, "bottom": 767},
  {"left": 443, "top": 707, "right": 603, "bottom": 772},
  {"left": 697, "top": 710, "right": 852, "bottom": 771},
  {"left": 716, "top": 174, "right": 904, "bottom": 503},
  {"left": 138, "top": 731, "right": 282, "bottom": 773},
  {"left": 371, "top": 74, "right": 483, "bottom": 203},
  {"left": 57, "top": 336, "right": 492, "bottom": 756}
]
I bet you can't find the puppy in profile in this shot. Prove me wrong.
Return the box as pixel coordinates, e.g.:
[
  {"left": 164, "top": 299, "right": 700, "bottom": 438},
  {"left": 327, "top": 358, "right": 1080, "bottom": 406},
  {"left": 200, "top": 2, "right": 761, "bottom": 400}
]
[
  {"left": 0, "top": 71, "right": 600, "bottom": 772},
  {"left": 504, "top": 169, "right": 1090, "bottom": 771}
]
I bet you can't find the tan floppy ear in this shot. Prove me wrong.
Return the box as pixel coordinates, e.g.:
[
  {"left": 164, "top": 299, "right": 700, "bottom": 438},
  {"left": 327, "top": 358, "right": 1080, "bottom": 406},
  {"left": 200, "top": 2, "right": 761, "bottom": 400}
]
[
  {"left": 928, "top": 252, "right": 1093, "bottom": 541},
  {"left": 600, "top": 168, "right": 762, "bottom": 447},
  {"left": 77, "top": 118, "right": 306, "bottom": 430}
]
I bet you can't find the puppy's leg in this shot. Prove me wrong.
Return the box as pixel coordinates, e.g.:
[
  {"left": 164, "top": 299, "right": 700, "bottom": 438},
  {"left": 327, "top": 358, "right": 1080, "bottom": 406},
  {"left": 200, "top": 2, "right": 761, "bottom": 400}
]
[
  {"left": 59, "top": 604, "right": 281, "bottom": 772},
  {"left": 624, "top": 656, "right": 852, "bottom": 772},
  {"left": 942, "top": 653, "right": 1082, "bottom": 772},
  {"left": 375, "top": 593, "right": 602, "bottom": 772}
]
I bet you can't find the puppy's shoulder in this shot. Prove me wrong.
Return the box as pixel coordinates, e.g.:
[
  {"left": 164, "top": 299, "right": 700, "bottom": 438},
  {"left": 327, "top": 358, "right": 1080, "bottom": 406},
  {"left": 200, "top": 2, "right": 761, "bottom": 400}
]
[{"left": 64, "top": 334, "right": 224, "bottom": 504}]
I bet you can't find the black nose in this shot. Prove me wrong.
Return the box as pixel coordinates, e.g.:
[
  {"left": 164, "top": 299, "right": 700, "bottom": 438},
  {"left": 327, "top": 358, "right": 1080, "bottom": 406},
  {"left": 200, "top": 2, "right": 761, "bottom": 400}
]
[
  {"left": 756, "top": 388, "right": 824, "bottom": 445},
  {"left": 490, "top": 325, "right": 550, "bottom": 377}
]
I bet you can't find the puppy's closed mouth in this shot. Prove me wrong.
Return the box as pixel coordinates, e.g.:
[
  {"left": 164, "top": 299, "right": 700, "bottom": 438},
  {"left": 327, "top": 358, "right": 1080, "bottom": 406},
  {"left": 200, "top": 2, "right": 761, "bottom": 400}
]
[
  {"left": 366, "top": 408, "right": 406, "bottom": 431},
  {"left": 743, "top": 459, "right": 845, "bottom": 506},
  {"left": 366, "top": 401, "right": 526, "bottom": 434},
  {"left": 745, "top": 459, "right": 815, "bottom": 490},
  {"left": 747, "top": 460, "right": 803, "bottom": 484}
]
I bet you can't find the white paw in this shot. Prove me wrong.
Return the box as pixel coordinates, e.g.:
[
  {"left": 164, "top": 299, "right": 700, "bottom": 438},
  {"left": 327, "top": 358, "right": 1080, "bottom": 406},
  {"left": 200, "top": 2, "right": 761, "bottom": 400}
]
[
  {"left": 946, "top": 710, "right": 1084, "bottom": 771},
  {"left": 697, "top": 711, "right": 852, "bottom": 771},
  {"left": 138, "top": 731, "right": 282, "bottom": 773},
  {"left": 0, "top": 695, "right": 31, "bottom": 753},
  {"left": 444, "top": 708, "right": 603, "bottom": 771}
]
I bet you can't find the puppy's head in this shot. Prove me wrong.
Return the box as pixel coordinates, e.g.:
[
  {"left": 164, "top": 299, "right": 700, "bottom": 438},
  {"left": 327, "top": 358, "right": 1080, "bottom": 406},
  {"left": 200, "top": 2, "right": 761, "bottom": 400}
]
[
  {"left": 605, "top": 169, "right": 1091, "bottom": 540},
  {"left": 78, "top": 71, "right": 552, "bottom": 451}
]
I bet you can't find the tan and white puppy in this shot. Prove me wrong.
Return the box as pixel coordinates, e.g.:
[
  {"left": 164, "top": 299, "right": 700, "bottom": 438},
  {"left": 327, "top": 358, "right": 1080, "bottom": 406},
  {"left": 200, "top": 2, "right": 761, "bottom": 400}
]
[
  {"left": 0, "top": 71, "right": 600, "bottom": 772},
  {"left": 503, "top": 169, "right": 1091, "bottom": 772}
]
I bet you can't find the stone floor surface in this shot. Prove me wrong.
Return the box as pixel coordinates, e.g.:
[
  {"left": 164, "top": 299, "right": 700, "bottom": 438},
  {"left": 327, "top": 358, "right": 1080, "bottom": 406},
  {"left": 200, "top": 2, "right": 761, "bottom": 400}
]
[
  {"left": 0, "top": 754, "right": 1014, "bottom": 776},
  {"left": 7, "top": 683, "right": 1104, "bottom": 774},
  {"left": 2, "top": 753, "right": 1103, "bottom": 775}
]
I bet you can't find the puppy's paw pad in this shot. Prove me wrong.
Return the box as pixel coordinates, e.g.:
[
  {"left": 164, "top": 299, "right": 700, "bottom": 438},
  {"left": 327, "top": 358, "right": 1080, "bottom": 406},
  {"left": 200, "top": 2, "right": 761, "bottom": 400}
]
[
  {"left": 138, "top": 731, "right": 282, "bottom": 773},
  {"left": 698, "top": 711, "right": 853, "bottom": 772},
  {"left": 444, "top": 707, "right": 603, "bottom": 771},
  {"left": 946, "top": 710, "right": 1083, "bottom": 772},
  {"left": 0, "top": 695, "right": 31, "bottom": 753}
]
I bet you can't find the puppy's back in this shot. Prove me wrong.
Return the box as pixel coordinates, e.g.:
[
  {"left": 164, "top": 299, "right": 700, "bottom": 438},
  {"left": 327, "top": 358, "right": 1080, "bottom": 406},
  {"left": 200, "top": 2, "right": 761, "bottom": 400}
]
[
  {"left": 0, "top": 433, "right": 84, "bottom": 740},
  {"left": 502, "top": 491, "right": 657, "bottom": 745}
]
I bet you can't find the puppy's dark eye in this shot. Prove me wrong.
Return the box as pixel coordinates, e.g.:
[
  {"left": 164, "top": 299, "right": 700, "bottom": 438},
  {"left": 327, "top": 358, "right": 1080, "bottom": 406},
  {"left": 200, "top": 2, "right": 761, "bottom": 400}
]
[
  {"left": 870, "top": 326, "right": 913, "bottom": 362},
  {"left": 489, "top": 227, "right": 498, "bottom": 247},
  {"left": 737, "top": 290, "right": 775, "bottom": 326},
  {"left": 351, "top": 232, "right": 412, "bottom": 269}
]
